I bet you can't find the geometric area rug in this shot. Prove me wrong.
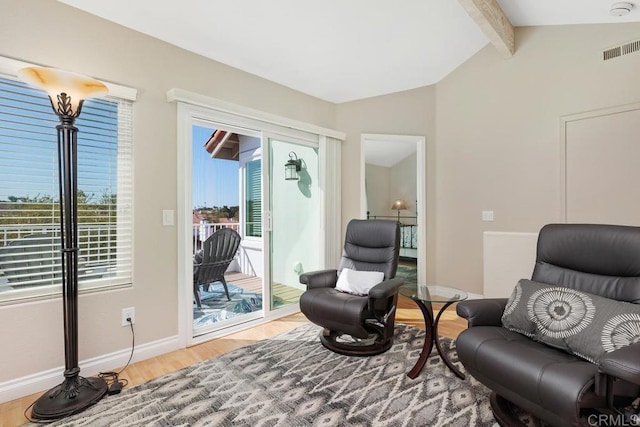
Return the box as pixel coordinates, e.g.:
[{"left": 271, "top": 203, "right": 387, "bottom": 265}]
[{"left": 39, "top": 324, "right": 498, "bottom": 426}]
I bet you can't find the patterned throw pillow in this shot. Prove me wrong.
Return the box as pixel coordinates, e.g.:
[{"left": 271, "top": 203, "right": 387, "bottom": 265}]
[{"left": 502, "top": 279, "right": 640, "bottom": 363}]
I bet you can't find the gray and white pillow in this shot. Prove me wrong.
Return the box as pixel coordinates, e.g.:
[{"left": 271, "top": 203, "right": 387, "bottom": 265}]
[{"left": 502, "top": 279, "right": 640, "bottom": 363}]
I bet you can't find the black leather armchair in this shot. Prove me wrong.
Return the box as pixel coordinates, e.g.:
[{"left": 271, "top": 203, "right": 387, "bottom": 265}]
[
  {"left": 456, "top": 224, "right": 640, "bottom": 427},
  {"left": 299, "top": 219, "right": 404, "bottom": 356}
]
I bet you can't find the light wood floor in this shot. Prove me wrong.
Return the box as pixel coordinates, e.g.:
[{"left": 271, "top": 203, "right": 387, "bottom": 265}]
[{"left": 1, "top": 296, "right": 467, "bottom": 427}]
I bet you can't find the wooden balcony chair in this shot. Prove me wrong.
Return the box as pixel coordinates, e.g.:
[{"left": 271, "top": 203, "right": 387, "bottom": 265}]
[{"left": 193, "top": 228, "right": 241, "bottom": 309}]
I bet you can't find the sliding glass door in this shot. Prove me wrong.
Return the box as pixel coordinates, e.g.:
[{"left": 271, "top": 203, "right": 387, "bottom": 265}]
[
  {"left": 265, "top": 136, "right": 321, "bottom": 311},
  {"left": 191, "top": 123, "right": 263, "bottom": 338}
]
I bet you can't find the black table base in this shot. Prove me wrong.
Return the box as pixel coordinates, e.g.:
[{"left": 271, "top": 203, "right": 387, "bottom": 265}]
[{"left": 407, "top": 299, "right": 465, "bottom": 379}]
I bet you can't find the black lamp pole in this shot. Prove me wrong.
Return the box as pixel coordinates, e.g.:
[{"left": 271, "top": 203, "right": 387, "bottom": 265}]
[
  {"left": 19, "top": 68, "right": 108, "bottom": 420},
  {"left": 59, "top": 98, "right": 81, "bottom": 380}
]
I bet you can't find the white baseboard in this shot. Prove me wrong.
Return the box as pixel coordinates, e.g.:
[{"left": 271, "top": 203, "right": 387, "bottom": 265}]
[{"left": 0, "top": 334, "right": 182, "bottom": 404}]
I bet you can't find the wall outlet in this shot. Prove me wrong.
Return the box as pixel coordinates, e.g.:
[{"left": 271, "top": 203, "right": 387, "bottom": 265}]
[
  {"left": 482, "top": 210, "right": 495, "bottom": 222},
  {"left": 121, "top": 307, "right": 135, "bottom": 327}
]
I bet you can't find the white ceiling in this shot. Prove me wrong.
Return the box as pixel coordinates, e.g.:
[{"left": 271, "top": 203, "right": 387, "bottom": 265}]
[
  {"left": 58, "top": 0, "right": 640, "bottom": 103},
  {"left": 497, "top": 0, "right": 639, "bottom": 26}
]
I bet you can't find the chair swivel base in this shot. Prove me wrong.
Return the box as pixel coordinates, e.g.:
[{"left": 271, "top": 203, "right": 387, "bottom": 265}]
[
  {"left": 319, "top": 329, "right": 393, "bottom": 357},
  {"left": 31, "top": 376, "right": 107, "bottom": 420},
  {"left": 489, "top": 392, "right": 528, "bottom": 427}
]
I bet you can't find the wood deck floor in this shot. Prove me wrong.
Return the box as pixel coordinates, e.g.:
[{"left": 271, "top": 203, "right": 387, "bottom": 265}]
[{"left": 222, "top": 271, "right": 303, "bottom": 306}]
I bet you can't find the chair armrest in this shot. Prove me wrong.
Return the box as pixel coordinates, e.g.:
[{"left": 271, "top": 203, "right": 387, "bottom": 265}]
[
  {"left": 368, "top": 277, "right": 404, "bottom": 300},
  {"left": 299, "top": 269, "right": 338, "bottom": 289},
  {"left": 598, "top": 343, "right": 640, "bottom": 386},
  {"left": 455, "top": 298, "right": 508, "bottom": 327}
]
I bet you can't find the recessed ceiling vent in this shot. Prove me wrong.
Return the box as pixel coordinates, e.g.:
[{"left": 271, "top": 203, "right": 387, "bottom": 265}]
[{"left": 603, "top": 39, "right": 640, "bottom": 61}]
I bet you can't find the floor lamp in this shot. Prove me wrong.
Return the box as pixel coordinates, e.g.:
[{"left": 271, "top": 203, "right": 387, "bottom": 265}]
[
  {"left": 18, "top": 67, "right": 109, "bottom": 420},
  {"left": 391, "top": 199, "right": 407, "bottom": 223}
]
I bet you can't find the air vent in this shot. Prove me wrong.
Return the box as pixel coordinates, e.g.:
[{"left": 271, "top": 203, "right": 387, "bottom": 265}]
[{"left": 603, "top": 39, "right": 640, "bottom": 61}]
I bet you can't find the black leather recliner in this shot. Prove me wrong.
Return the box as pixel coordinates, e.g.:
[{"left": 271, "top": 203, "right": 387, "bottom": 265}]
[
  {"left": 456, "top": 224, "right": 640, "bottom": 427},
  {"left": 299, "top": 219, "right": 404, "bottom": 356}
]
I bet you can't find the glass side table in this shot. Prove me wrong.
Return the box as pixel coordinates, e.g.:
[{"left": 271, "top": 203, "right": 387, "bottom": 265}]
[{"left": 399, "top": 283, "right": 468, "bottom": 379}]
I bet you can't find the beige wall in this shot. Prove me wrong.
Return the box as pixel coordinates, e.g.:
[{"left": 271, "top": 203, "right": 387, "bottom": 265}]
[
  {"left": 435, "top": 23, "right": 640, "bottom": 294},
  {"left": 390, "top": 153, "right": 417, "bottom": 222},
  {"left": 0, "top": 0, "right": 335, "bottom": 382},
  {"left": 366, "top": 154, "right": 417, "bottom": 221},
  {"left": 565, "top": 106, "right": 640, "bottom": 225},
  {"left": 336, "top": 86, "right": 437, "bottom": 282},
  {"left": 364, "top": 163, "right": 390, "bottom": 217}
]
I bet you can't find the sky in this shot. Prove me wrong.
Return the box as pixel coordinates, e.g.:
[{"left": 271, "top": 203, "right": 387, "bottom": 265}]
[
  {"left": 192, "top": 125, "right": 239, "bottom": 208},
  {"left": 0, "top": 77, "right": 238, "bottom": 210}
]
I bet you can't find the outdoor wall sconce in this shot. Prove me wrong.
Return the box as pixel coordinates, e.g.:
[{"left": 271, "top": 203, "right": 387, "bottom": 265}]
[{"left": 285, "top": 151, "right": 302, "bottom": 180}]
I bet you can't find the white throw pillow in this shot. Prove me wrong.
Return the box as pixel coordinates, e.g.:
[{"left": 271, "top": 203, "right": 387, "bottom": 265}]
[{"left": 335, "top": 268, "right": 384, "bottom": 296}]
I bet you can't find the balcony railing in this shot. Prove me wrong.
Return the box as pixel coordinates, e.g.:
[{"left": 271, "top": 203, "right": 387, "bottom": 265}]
[
  {"left": 1, "top": 222, "right": 242, "bottom": 285},
  {"left": 193, "top": 221, "right": 240, "bottom": 254},
  {"left": 0, "top": 223, "right": 118, "bottom": 264},
  {"left": 0, "top": 223, "right": 119, "bottom": 287}
]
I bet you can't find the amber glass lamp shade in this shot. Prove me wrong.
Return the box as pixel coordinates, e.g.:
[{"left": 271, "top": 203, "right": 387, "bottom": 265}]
[
  {"left": 391, "top": 199, "right": 407, "bottom": 211},
  {"left": 18, "top": 66, "right": 108, "bottom": 117},
  {"left": 391, "top": 199, "right": 407, "bottom": 223}
]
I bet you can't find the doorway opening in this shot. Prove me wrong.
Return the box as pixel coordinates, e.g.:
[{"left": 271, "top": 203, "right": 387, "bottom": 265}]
[
  {"left": 171, "top": 90, "right": 345, "bottom": 347},
  {"left": 360, "top": 134, "right": 426, "bottom": 286}
]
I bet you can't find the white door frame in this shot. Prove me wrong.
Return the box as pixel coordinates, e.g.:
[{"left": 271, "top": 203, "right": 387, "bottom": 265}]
[
  {"left": 170, "top": 89, "right": 344, "bottom": 347},
  {"left": 359, "top": 133, "right": 427, "bottom": 285}
]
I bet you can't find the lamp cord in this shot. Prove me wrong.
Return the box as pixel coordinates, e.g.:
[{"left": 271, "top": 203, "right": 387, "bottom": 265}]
[{"left": 99, "top": 318, "right": 135, "bottom": 389}]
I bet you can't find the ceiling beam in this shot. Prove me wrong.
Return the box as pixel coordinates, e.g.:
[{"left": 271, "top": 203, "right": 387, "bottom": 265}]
[{"left": 458, "top": 0, "right": 514, "bottom": 58}]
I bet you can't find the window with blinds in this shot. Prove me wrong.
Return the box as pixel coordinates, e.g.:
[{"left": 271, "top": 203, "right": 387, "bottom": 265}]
[
  {"left": 0, "top": 76, "right": 133, "bottom": 302},
  {"left": 245, "top": 159, "right": 262, "bottom": 238}
]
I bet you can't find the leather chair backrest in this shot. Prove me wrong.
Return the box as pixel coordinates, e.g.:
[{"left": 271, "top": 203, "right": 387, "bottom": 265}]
[
  {"left": 338, "top": 219, "right": 400, "bottom": 280},
  {"left": 532, "top": 224, "right": 640, "bottom": 303}
]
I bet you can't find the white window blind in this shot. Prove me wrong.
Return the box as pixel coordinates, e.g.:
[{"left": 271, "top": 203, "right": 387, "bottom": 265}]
[{"left": 0, "top": 76, "right": 133, "bottom": 302}]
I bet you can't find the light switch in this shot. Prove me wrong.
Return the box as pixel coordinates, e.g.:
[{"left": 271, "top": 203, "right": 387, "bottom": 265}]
[
  {"left": 482, "top": 210, "right": 494, "bottom": 222},
  {"left": 162, "top": 209, "right": 175, "bottom": 226}
]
